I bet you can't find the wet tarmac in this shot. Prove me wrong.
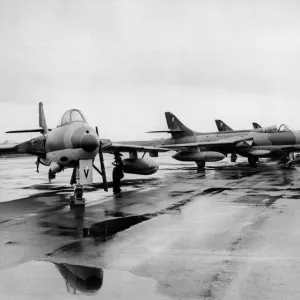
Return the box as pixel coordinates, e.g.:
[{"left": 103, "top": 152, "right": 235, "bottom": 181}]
[{"left": 1, "top": 154, "right": 300, "bottom": 299}]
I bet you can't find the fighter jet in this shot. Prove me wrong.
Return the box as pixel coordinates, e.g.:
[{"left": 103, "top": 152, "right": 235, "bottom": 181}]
[
  {"left": 214, "top": 120, "right": 277, "bottom": 162},
  {"left": 149, "top": 112, "right": 300, "bottom": 169},
  {"left": 1, "top": 103, "right": 167, "bottom": 204}
]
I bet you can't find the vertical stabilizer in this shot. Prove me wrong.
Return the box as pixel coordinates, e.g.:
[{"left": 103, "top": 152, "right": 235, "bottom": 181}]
[
  {"left": 39, "top": 102, "right": 48, "bottom": 135},
  {"left": 165, "top": 112, "right": 195, "bottom": 137},
  {"left": 253, "top": 122, "right": 262, "bottom": 129},
  {"left": 215, "top": 120, "right": 233, "bottom": 132}
]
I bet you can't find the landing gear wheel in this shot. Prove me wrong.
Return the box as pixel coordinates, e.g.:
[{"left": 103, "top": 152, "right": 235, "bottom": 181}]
[
  {"left": 283, "top": 153, "right": 295, "bottom": 169},
  {"left": 70, "top": 184, "right": 85, "bottom": 206},
  {"left": 48, "top": 169, "right": 56, "bottom": 182},
  {"left": 248, "top": 156, "right": 259, "bottom": 167},
  {"left": 231, "top": 153, "right": 237, "bottom": 162},
  {"left": 196, "top": 161, "right": 206, "bottom": 169},
  {"left": 284, "top": 161, "right": 293, "bottom": 169}
]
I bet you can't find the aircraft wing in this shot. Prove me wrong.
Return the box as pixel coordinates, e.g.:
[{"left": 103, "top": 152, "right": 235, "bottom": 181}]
[
  {"left": 161, "top": 136, "right": 254, "bottom": 149},
  {"left": 280, "top": 146, "right": 300, "bottom": 152},
  {"left": 0, "top": 144, "right": 19, "bottom": 155},
  {"left": 103, "top": 143, "right": 169, "bottom": 153}
]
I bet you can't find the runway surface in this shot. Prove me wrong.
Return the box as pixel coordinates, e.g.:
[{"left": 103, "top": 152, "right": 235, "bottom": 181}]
[{"left": 1, "top": 154, "right": 300, "bottom": 299}]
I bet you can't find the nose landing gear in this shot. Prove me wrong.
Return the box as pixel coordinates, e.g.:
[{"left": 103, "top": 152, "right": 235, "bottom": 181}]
[
  {"left": 70, "top": 184, "right": 85, "bottom": 206},
  {"left": 69, "top": 166, "right": 85, "bottom": 206},
  {"left": 48, "top": 169, "right": 56, "bottom": 182}
]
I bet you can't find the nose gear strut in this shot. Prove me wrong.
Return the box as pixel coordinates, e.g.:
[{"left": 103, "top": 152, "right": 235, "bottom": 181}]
[
  {"left": 69, "top": 166, "right": 85, "bottom": 206},
  {"left": 36, "top": 157, "right": 40, "bottom": 173},
  {"left": 48, "top": 169, "right": 56, "bottom": 182}
]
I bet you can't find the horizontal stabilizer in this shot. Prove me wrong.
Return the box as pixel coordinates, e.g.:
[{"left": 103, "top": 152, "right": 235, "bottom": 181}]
[
  {"left": 147, "top": 130, "right": 183, "bottom": 134},
  {"left": 0, "top": 144, "right": 19, "bottom": 155},
  {"left": 6, "top": 128, "right": 52, "bottom": 134},
  {"left": 104, "top": 143, "right": 169, "bottom": 153},
  {"left": 6, "top": 128, "right": 44, "bottom": 133}
]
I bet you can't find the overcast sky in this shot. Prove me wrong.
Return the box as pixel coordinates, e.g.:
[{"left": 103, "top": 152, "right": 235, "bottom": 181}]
[{"left": 1, "top": 0, "right": 300, "bottom": 142}]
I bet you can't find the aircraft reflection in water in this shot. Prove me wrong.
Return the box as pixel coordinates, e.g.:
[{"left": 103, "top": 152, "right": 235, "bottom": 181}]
[
  {"left": 0, "top": 103, "right": 167, "bottom": 204},
  {"left": 54, "top": 263, "right": 103, "bottom": 295},
  {"left": 149, "top": 112, "right": 300, "bottom": 169}
]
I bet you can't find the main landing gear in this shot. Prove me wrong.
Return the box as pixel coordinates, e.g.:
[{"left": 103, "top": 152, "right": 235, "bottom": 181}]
[
  {"left": 196, "top": 161, "right": 206, "bottom": 171},
  {"left": 282, "top": 153, "right": 295, "bottom": 169},
  {"left": 248, "top": 155, "right": 259, "bottom": 167},
  {"left": 36, "top": 157, "right": 41, "bottom": 173},
  {"left": 231, "top": 153, "right": 237, "bottom": 163}
]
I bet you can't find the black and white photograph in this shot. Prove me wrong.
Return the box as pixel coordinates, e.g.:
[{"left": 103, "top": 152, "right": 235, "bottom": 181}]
[{"left": 1, "top": 1, "right": 300, "bottom": 299}]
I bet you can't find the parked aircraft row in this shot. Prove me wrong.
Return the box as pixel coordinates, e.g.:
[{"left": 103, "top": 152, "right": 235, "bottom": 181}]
[
  {"left": 151, "top": 112, "right": 298, "bottom": 169},
  {"left": 1, "top": 103, "right": 299, "bottom": 204}
]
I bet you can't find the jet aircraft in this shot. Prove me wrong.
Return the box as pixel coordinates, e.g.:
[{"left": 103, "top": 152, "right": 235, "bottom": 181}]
[
  {"left": 149, "top": 112, "right": 300, "bottom": 169},
  {"left": 1, "top": 103, "right": 167, "bottom": 204},
  {"left": 214, "top": 120, "right": 278, "bottom": 162}
]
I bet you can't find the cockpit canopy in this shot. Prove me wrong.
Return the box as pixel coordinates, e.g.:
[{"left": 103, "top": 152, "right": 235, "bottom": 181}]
[
  {"left": 258, "top": 125, "right": 278, "bottom": 133},
  {"left": 59, "top": 109, "right": 87, "bottom": 126},
  {"left": 278, "top": 124, "right": 294, "bottom": 133}
]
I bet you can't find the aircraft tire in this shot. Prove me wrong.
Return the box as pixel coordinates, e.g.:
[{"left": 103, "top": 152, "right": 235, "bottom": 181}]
[
  {"left": 74, "top": 185, "right": 84, "bottom": 199},
  {"left": 248, "top": 156, "right": 258, "bottom": 167},
  {"left": 196, "top": 161, "right": 206, "bottom": 169},
  {"left": 231, "top": 153, "right": 237, "bottom": 162},
  {"left": 48, "top": 169, "right": 56, "bottom": 182}
]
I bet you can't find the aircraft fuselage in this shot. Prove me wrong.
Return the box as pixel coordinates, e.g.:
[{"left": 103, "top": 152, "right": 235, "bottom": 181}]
[
  {"left": 15, "top": 121, "right": 99, "bottom": 171},
  {"left": 45, "top": 122, "right": 99, "bottom": 168},
  {"left": 165, "top": 130, "right": 300, "bottom": 158}
]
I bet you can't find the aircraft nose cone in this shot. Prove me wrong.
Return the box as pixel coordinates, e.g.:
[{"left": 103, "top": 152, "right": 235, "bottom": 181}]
[{"left": 81, "top": 134, "right": 99, "bottom": 152}]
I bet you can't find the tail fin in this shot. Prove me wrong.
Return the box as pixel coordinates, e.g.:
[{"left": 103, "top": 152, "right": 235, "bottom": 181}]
[
  {"left": 39, "top": 102, "right": 48, "bottom": 135},
  {"left": 215, "top": 120, "right": 233, "bottom": 132},
  {"left": 253, "top": 122, "right": 262, "bottom": 129},
  {"left": 6, "top": 102, "right": 49, "bottom": 134},
  {"left": 147, "top": 112, "right": 198, "bottom": 137},
  {"left": 165, "top": 112, "right": 195, "bottom": 137}
]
